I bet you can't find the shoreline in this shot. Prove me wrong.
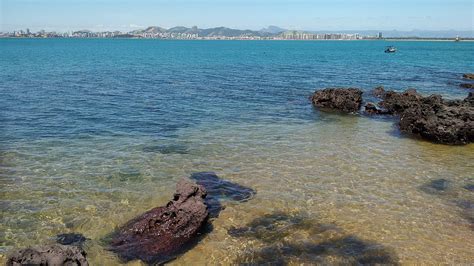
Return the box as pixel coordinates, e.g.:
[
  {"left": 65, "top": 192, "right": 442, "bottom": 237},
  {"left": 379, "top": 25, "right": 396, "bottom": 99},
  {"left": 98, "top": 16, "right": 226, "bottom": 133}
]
[{"left": 1, "top": 37, "right": 473, "bottom": 42}]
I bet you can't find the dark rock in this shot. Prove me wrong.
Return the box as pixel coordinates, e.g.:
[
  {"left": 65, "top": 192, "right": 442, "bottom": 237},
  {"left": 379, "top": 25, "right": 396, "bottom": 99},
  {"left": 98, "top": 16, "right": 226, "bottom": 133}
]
[
  {"left": 190, "top": 172, "right": 256, "bottom": 217},
  {"left": 109, "top": 179, "right": 209, "bottom": 264},
  {"left": 463, "top": 73, "right": 474, "bottom": 80},
  {"left": 455, "top": 200, "right": 474, "bottom": 229},
  {"left": 399, "top": 94, "right": 474, "bottom": 144},
  {"left": 460, "top": 83, "right": 474, "bottom": 89},
  {"left": 310, "top": 88, "right": 363, "bottom": 113},
  {"left": 56, "top": 233, "right": 87, "bottom": 247},
  {"left": 7, "top": 244, "right": 88, "bottom": 266},
  {"left": 364, "top": 102, "right": 390, "bottom": 115},
  {"left": 420, "top": 179, "right": 451, "bottom": 195},
  {"left": 379, "top": 89, "right": 423, "bottom": 115},
  {"left": 372, "top": 86, "right": 386, "bottom": 98},
  {"left": 464, "top": 184, "right": 474, "bottom": 192}
]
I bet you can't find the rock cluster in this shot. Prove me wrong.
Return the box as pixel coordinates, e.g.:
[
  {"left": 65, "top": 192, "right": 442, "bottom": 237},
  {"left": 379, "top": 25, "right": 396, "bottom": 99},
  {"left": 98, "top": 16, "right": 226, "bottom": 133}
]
[
  {"left": 310, "top": 87, "right": 473, "bottom": 145},
  {"left": 399, "top": 93, "right": 474, "bottom": 144},
  {"left": 7, "top": 244, "right": 88, "bottom": 266},
  {"left": 310, "top": 88, "right": 363, "bottom": 113},
  {"left": 109, "top": 179, "right": 209, "bottom": 264}
]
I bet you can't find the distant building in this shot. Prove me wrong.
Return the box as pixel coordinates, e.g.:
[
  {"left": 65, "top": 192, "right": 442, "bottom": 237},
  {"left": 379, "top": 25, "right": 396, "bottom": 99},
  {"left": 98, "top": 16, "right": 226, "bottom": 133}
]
[{"left": 378, "top": 32, "right": 383, "bottom": 39}]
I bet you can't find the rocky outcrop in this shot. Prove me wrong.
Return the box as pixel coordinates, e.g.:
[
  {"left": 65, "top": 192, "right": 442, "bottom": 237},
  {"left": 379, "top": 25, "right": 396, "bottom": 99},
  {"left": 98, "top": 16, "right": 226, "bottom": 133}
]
[
  {"left": 399, "top": 93, "right": 474, "bottom": 144},
  {"left": 311, "top": 88, "right": 363, "bottom": 113},
  {"left": 109, "top": 179, "right": 209, "bottom": 264},
  {"left": 379, "top": 89, "right": 423, "bottom": 115},
  {"left": 460, "top": 83, "right": 474, "bottom": 89},
  {"left": 463, "top": 73, "right": 474, "bottom": 80},
  {"left": 7, "top": 244, "right": 88, "bottom": 266}
]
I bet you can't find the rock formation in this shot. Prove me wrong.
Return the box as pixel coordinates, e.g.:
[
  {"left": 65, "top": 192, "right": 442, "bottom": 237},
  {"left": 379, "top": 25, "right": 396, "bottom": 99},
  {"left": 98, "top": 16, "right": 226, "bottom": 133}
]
[
  {"left": 463, "top": 73, "right": 474, "bottom": 80},
  {"left": 7, "top": 244, "right": 88, "bottom": 266},
  {"left": 379, "top": 89, "right": 423, "bottom": 115},
  {"left": 310, "top": 88, "right": 363, "bottom": 113},
  {"left": 460, "top": 83, "right": 474, "bottom": 89},
  {"left": 399, "top": 93, "right": 473, "bottom": 144},
  {"left": 109, "top": 179, "right": 209, "bottom": 264}
]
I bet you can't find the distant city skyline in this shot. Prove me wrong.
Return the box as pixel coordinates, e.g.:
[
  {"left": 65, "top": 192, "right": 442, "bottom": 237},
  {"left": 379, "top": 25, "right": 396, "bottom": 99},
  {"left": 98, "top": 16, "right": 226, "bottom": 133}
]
[{"left": 1, "top": 0, "right": 473, "bottom": 32}]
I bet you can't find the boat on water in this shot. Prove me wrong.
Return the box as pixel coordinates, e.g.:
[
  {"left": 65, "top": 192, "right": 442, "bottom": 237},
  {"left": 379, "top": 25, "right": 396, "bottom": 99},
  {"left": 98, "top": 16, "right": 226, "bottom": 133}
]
[{"left": 385, "top": 46, "right": 397, "bottom": 53}]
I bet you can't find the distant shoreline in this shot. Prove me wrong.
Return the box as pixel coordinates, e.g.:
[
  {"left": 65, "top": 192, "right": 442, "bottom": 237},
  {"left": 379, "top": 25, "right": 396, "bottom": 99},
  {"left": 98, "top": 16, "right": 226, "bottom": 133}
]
[{"left": 1, "top": 37, "right": 473, "bottom": 42}]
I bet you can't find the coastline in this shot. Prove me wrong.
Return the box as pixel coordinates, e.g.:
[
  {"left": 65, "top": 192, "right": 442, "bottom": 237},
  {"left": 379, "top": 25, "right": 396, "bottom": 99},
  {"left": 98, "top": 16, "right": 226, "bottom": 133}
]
[{"left": 1, "top": 37, "right": 473, "bottom": 42}]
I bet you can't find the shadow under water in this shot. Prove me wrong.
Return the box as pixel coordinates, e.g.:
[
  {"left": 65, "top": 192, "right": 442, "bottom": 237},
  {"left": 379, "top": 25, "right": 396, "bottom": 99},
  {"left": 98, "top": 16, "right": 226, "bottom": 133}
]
[
  {"left": 142, "top": 144, "right": 189, "bottom": 155},
  {"left": 419, "top": 178, "right": 473, "bottom": 230},
  {"left": 190, "top": 172, "right": 256, "bottom": 217},
  {"left": 229, "top": 212, "right": 399, "bottom": 265}
]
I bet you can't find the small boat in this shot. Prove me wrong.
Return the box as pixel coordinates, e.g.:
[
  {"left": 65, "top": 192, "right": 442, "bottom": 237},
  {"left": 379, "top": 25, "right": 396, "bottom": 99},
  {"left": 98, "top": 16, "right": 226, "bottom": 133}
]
[
  {"left": 385, "top": 46, "right": 397, "bottom": 53},
  {"left": 455, "top": 36, "right": 460, "bottom": 42}
]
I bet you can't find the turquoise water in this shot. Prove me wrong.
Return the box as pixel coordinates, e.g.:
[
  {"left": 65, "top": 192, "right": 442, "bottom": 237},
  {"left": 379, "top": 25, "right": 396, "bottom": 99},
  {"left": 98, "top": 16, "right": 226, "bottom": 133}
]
[{"left": 1, "top": 39, "right": 473, "bottom": 264}]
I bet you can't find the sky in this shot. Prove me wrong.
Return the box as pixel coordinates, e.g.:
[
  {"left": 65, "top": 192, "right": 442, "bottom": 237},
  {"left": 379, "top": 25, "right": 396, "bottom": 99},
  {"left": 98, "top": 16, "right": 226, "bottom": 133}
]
[{"left": 1, "top": 0, "right": 473, "bottom": 32}]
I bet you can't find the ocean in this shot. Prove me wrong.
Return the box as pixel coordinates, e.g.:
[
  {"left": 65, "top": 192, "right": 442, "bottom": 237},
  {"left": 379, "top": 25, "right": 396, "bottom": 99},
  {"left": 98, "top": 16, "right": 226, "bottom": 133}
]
[{"left": 1, "top": 39, "right": 473, "bottom": 264}]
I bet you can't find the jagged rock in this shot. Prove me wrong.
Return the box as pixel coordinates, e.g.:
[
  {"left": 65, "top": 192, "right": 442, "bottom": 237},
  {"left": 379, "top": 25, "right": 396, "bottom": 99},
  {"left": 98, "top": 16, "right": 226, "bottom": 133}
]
[
  {"left": 399, "top": 93, "right": 474, "bottom": 144},
  {"left": 372, "top": 86, "right": 386, "bottom": 98},
  {"left": 310, "top": 88, "right": 363, "bottom": 113},
  {"left": 463, "top": 73, "right": 474, "bottom": 80},
  {"left": 379, "top": 89, "right": 423, "bottom": 115},
  {"left": 7, "top": 244, "right": 88, "bottom": 266},
  {"left": 460, "top": 83, "right": 474, "bottom": 89},
  {"left": 109, "top": 179, "right": 209, "bottom": 264}
]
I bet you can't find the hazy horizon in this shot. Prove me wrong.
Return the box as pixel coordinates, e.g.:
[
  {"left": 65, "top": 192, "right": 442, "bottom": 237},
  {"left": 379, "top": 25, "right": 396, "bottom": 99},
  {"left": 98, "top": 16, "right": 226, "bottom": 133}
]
[{"left": 1, "top": 0, "right": 473, "bottom": 32}]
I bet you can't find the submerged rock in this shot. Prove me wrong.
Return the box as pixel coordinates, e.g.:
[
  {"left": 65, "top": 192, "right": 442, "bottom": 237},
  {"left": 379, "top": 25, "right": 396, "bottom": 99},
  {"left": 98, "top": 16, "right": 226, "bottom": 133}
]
[
  {"left": 56, "top": 233, "right": 87, "bottom": 247},
  {"left": 399, "top": 93, "right": 474, "bottom": 144},
  {"left": 460, "top": 83, "right": 474, "bottom": 89},
  {"left": 464, "top": 184, "right": 474, "bottom": 192},
  {"left": 420, "top": 179, "right": 452, "bottom": 195},
  {"left": 310, "top": 88, "right": 363, "bottom": 113},
  {"left": 364, "top": 102, "right": 390, "bottom": 115},
  {"left": 463, "top": 73, "right": 474, "bottom": 80},
  {"left": 109, "top": 179, "right": 209, "bottom": 264},
  {"left": 190, "top": 172, "right": 256, "bottom": 217},
  {"left": 7, "top": 244, "right": 88, "bottom": 266}
]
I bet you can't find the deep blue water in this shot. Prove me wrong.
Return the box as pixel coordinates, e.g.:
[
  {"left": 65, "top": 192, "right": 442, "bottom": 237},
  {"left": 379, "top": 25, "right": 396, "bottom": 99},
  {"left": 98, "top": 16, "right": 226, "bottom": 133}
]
[{"left": 1, "top": 39, "right": 473, "bottom": 144}]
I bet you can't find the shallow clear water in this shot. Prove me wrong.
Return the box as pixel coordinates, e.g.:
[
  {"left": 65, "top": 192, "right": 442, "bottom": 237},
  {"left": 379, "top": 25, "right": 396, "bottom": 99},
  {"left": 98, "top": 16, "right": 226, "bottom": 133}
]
[{"left": 1, "top": 39, "right": 473, "bottom": 264}]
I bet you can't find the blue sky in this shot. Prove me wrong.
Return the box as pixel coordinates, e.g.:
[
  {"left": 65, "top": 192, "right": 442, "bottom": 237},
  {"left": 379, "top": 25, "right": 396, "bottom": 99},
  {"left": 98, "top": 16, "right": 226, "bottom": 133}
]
[{"left": 1, "top": 0, "right": 473, "bottom": 31}]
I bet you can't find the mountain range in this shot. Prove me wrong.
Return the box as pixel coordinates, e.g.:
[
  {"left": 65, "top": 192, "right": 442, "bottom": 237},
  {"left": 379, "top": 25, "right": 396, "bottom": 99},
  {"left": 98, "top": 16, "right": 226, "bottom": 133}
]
[{"left": 130, "top": 26, "right": 473, "bottom": 38}]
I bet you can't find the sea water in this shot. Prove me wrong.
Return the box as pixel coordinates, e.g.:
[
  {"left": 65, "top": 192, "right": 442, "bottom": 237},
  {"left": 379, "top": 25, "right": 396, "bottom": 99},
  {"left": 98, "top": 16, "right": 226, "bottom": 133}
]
[{"left": 1, "top": 39, "right": 473, "bottom": 264}]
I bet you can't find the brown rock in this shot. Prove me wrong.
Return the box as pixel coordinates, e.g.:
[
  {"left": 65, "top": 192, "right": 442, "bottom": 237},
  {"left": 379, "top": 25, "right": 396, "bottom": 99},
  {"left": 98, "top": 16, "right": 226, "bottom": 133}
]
[
  {"left": 463, "top": 73, "right": 474, "bottom": 80},
  {"left": 7, "top": 244, "right": 88, "bottom": 266},
  {"left": 109, "top": 179, "right": 209, "bottom": 264},
  {"left": 310, "top": 88, "right": 363, "bottom": 113}
]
